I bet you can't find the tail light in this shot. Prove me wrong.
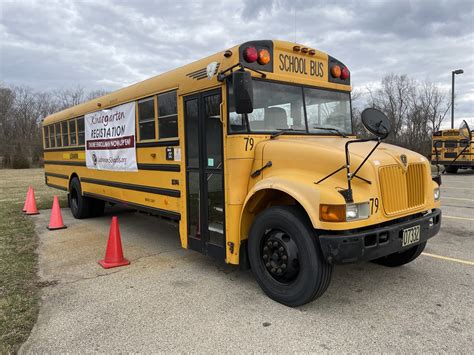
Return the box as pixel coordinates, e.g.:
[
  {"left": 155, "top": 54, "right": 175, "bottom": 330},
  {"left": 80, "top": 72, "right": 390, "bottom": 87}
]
[
  {"left": 341, "top": 67, "right": 350, "bottom": 80},
  {"left": 243, "top": 46, "right": 258, "bottom": 63},
  {"left": 330, "top": 65, "right": 341, "bottom": 78},
  {"left": 258, "top": 49, "right": 271, "bottom": 65}
]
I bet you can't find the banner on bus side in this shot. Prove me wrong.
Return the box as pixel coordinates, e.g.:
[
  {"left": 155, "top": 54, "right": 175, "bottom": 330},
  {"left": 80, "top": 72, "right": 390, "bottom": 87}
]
[{"left": 85, "top": 102, "right": 138, "bottom": 172}]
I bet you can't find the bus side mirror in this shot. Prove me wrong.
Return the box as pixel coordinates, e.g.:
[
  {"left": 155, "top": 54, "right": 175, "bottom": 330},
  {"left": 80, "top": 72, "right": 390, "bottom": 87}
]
[
  {"left": 459, "top": 120, "right": 472, "bottom": 141},
  {"left": 232, "top": 70, "right": 253, "bottom": 114},
  {"left": 361, "top": 108, "right": 391, "bottom": 139}
]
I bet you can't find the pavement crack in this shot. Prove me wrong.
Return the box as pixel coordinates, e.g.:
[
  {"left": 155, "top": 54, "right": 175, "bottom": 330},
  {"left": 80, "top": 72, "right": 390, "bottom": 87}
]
[
  {"left": 60, "top": 269, "right": 126, "bottom": 285},
  {"left": 131, "top": 248, "right": 182, "bottom": 263}
]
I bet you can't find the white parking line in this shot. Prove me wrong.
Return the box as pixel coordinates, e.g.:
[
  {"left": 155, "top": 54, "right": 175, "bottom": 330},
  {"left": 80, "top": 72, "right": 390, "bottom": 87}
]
[
  {"left": 442, "top": 197, "right": 474, "bottom": 202},
  {"left": 441, "top": 185, "right": 473, "bottom": 190},
  {"left": 422, "top": 252, "right": 474, "bottom": 266},
  {"left": 443, "top": 215, "right": 474, "bottom": 221}
]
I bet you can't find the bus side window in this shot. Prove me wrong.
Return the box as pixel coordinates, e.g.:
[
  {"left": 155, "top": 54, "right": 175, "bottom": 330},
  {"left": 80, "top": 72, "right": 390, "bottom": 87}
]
[
  {"left": 77, "top": 117, "right": 85, "bottom": 145},
  {"left": 69, "top": 119, "right": 77, "bottom": 145},
  {"left": 44, "top": 125, "right": 50, "bottom": 148},
  {"left": 49, "top": 125, "right": 55, "bottom": 148},
  {"left": 158, "top": 90, "right": 178, "bottom": 139},
  {"left": 55, "top": 123, "right": 61, "bottom": 147},
  {"left": 138, "top": 97, "right": 156, "bottom": 141},
  {"left": 61, "top": 121, "right": 69, "bottom": 147}
]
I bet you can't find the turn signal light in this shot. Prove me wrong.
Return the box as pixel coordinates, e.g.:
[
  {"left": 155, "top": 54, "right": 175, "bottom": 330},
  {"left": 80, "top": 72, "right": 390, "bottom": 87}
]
[
  {"left": 330, "top": 65, "right": 341, "bottom": 78},
  {"left": 258, "top": 49, "right": 271, "bottom": 64},
  {"left": 341, "top": 67, "right": 350, "bottom": 80},
  {"left": 320, "top": 204, "right": 345, "bottom": 222},
  {"left": 243, "top": 46, "right": 258, "bottom": 63}
]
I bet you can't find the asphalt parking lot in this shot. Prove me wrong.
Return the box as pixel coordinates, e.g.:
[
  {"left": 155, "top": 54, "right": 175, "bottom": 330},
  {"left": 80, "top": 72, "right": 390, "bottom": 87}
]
[{"left": 20, "top": 170, "right": 473, "bottom": 353}]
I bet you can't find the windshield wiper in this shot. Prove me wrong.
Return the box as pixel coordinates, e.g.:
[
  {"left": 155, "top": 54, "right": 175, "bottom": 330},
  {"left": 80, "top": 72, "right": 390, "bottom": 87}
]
[
  {"left": 270, "top": 128, "right": 306, "bottom": 139},
  {"left": 312, "top": 126, "right": 348, "bottom": 138}
]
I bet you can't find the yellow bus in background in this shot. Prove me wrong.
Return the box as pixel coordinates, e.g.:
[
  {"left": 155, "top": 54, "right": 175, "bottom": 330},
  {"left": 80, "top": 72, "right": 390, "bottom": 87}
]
[
  {"left": 432, "top": 128, "right": 473, "bottom": 173},
  {"left": 43, "top": 40, "right": 441, "bottom": 306}
]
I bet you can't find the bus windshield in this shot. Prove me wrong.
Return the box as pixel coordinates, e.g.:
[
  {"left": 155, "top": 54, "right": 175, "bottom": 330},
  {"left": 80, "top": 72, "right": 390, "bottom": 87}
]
[{"left": 229, "top": 79, "right": 352, "bottom": 135}]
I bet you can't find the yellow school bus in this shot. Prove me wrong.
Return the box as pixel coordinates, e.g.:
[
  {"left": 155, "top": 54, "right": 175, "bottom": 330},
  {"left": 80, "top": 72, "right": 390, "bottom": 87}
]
[
  {"left": 432, "top": 128, "right": 473, "bottom": 173},
  {"left": 43, "top": 40, "right": 441, "bottom": 306}
]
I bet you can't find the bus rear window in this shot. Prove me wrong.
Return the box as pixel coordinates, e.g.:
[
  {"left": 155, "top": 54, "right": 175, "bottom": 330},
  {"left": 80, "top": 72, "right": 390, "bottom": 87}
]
[
  {"left": 44, "top": 126, "right": 50, "bottom": 148},
  {"left": 444, "top": 141, "right": 457, "bottom": 148}
]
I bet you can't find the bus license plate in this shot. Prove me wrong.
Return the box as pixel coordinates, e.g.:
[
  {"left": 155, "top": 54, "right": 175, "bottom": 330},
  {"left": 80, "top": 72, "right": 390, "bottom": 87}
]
[{"left": 402, "top": 225, "right": 420, "bottom": 247}]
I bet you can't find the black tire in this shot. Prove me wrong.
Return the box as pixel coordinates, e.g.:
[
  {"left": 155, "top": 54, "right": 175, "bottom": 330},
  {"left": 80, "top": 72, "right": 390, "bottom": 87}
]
[
  {"left": 372, "top": 241, "right": 426, "bottom": 267},
  {"left": 247, "top": 206, "right": 333, "bottom": 307},
  {"left": 445, "top": 165, "right": 458, "bottom": 174},
  {"left": 69, "top": 177, "right": 91, "bottom": 219}
]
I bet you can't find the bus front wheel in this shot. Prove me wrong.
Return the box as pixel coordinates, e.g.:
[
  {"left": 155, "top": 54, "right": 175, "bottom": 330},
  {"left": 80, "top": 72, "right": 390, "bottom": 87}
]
[{"left": 247, "top": 206, "right": 333, "bottom": 307}]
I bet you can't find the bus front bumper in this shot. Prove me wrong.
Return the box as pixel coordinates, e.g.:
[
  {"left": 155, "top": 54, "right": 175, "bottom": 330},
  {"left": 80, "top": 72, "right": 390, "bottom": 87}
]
[{"left": 318, "top": 209, "right": 441, "bottom": 264}]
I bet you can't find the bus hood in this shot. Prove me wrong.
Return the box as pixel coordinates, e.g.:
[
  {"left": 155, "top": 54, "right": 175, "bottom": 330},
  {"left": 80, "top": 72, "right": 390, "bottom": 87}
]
[{"left": 258, "top": 136, "right": 430, "bottom": 186}]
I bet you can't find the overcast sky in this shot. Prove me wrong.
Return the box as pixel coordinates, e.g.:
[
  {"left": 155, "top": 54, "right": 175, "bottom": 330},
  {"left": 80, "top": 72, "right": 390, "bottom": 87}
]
[{"left": 1, "top": 0, "right": 472, "bottom": 128}]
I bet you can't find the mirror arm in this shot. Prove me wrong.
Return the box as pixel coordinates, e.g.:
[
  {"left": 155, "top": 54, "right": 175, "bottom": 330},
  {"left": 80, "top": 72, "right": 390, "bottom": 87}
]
[
  {"left": 350, "top": 138, "right": 381, "bottom": 182},
  {"left": 217, "top": 62, "right": 266, "bottom": 82},
  {"left": 433, "top": 140, "right": 442, "bottom": 175}
]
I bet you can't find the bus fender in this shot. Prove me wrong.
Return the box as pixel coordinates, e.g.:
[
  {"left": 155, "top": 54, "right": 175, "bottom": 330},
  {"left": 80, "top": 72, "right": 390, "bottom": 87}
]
[{"left": 239, "top": 176, "right": 324, "bottom": 241}]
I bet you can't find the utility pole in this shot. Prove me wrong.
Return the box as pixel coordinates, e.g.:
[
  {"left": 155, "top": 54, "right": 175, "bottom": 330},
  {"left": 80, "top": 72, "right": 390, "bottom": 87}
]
[{"left": 451, "top": 69, "right": 464, "bottom": 128}]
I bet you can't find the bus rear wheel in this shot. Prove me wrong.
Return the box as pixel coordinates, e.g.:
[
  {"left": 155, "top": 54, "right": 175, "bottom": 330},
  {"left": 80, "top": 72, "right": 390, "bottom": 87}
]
[
  {"left": 69, "top": 177, "right": 91, "bottom": 219},
  {"left": 69, "top": 177, "right": 105, "bottom": 218},
  {"left": 444, "top": 165, "right": 458, "bottom": 174},
  {"left": 372, "top": 242, "right": 426, "bottom": 267},
  {"left": 248, "top": 206, "right": 332, "bottom": 307}
]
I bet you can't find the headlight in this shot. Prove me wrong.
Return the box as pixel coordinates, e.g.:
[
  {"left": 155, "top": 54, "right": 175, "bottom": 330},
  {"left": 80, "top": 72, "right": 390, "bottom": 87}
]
[
  {"left": 346, "top": 202, "right": 370, "bottom": 221},
  {"left": 434, "top": 187, "right": 440, "bottom": 200},
  {"left": 320, "top": 202, "right": 370, "bottom": 222}
]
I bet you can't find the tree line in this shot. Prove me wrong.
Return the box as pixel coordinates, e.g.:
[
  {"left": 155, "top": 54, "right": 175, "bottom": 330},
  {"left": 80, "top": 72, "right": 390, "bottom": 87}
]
[
  {"left": 0, "top": 74, "right": 450, "bottom": 168},
  {"left": 0, "top": 85, "right": 108, "bottom": 168}
]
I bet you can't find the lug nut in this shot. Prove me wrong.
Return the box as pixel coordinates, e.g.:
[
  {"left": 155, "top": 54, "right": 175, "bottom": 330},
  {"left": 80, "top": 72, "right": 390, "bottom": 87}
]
[
  {"left": 273, "top": 242, "right": 278, "bottom": 247},
  {"left": 277, "top": 268, "right": 282, "bottom": 273},
  {"left": 279, "top": 247, "right": 284, "bottom": 252},
  {"left": 265, "top": 262, "right": 271, "bottom": 268},
  {"left": 263, "top": 254, "right": 268, "bottom": 260},
  {"left": 271, "top": 268, "right": 276, "bottom": 273},
  {"left": 263, "top": 246, "right": 268, "bottom": 252},
  {"left": 281, "top": 264, "right": 286, "bottom": 269},
  {"left": 282, "top": 255, "right": 287, "bottom": 261},
  {"left": 267, "top": 241, "right": 273, "bottom": 247}
]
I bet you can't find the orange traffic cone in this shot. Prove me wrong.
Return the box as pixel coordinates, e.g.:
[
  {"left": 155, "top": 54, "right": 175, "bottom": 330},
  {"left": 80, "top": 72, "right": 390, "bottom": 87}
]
[
  {"left": 25, "top": 188, "right": 39, "bottom": 215},
  {"left": 22, "top": 186, "right": 32, "bottom": 212},
  {"left": 99, "top": 216, "right": 130, "bottom": 269},
  {"left": 47, "top": 196, "right": 67, "bottom": 230}
]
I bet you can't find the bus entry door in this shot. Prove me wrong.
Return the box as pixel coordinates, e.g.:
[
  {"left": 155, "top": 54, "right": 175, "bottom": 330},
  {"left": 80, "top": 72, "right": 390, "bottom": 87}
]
[{"left": 184, "top": 89, "right": 225, "bottom": 260}]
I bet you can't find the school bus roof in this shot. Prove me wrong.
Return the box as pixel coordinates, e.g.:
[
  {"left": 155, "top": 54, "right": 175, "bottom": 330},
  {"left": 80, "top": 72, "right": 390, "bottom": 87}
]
[{"left": 43, "top": 40, "right": 349, "bottom": 125}]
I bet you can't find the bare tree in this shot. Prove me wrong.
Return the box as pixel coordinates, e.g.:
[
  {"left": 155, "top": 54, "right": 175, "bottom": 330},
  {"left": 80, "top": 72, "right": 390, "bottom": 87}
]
[
  {"left": 54, "top": 86, "right": 86, "bottom": 111},
  {"left": 368, "top": 74, "right": 415, "bottom": 144}
]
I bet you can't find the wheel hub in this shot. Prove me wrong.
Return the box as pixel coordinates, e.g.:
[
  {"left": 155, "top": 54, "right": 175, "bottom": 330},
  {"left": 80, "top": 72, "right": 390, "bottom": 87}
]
[{"left": 261, "top": 230, "right": 299, "bottom": 282}]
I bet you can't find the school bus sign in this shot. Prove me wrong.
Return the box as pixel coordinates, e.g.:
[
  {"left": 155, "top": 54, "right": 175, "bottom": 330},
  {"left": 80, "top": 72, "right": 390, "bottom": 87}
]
[{"left": 85, "top": 102, "right": 137, "bottom": 171}]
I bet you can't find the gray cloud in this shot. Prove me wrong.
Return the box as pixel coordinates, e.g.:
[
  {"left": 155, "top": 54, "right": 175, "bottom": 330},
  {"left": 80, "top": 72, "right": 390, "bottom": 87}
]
[{"left": 1, "top": 0, "right": 472, "bottom": 127}]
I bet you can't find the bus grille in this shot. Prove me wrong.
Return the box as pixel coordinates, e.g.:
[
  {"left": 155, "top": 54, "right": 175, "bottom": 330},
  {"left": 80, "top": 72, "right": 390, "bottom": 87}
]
[{"left": 379, "top": 163, "right": 425, "bottom": 215}]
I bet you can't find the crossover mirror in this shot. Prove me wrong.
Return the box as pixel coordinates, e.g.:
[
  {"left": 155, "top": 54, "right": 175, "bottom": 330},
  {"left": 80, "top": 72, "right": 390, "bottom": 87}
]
[
  {"left": 459, "top": 120, "right": 472, "bottom": 141},
  {"left": 232, "top": 70, "right": 253, "bottom": 114},
  {"left": 361, "top": 108, "right": 391, "bottom": 139}
]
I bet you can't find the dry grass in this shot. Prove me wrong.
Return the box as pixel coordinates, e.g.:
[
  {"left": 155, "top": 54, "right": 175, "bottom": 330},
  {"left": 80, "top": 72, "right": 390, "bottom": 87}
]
[{"left": 0, "top": 168, "right": 67, "bottom": 353}]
